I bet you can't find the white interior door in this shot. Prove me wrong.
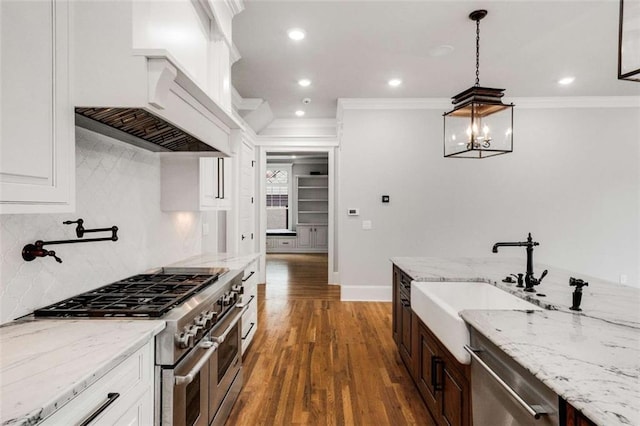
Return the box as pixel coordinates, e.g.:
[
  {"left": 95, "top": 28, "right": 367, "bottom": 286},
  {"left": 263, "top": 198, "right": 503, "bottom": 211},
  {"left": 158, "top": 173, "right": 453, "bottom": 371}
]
[{"left": 239, "top": 140, "right": 255, "bottom": 254}]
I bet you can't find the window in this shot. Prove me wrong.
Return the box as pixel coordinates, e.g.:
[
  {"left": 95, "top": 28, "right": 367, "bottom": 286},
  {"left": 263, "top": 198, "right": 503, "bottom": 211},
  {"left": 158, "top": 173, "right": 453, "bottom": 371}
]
[{"left": 266, "top": 164, "right": 292, "bottom": 230}]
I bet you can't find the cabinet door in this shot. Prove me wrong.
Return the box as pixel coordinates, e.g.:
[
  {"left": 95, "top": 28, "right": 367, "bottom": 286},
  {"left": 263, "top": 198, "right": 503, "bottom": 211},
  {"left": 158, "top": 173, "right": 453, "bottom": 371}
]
[
  {"left": 238, "top": 141, "right": 255, "bottom": 254},
  {"left": 199, "top": 157, "right": 231, "bottom": 210},
  {"left": 392, "top": 268, "right": 401, "bottom": 344},
  {"left": 417, "top": 323, "right": 440, "bottom": 417},
  {"left": 296, "top": 225, "right": 313, "bottom": 248},
  {"left": 314, "top": 225, "right": 328, "bottom": 249},
  {"left": 0, "top": 0, "right": 74, "bottom": 214},
  {"left": 440, "top": 360, "right": 469, "bottom": 426},
  {"left": 399, "top": 296, "right": 413, "bottom": 369},
  {"left": 200, "top": 157, "right": 218, "bottom": 207}
]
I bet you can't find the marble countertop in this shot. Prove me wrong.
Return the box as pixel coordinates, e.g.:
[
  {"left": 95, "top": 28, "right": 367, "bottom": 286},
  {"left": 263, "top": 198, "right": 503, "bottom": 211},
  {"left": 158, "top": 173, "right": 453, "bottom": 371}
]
[
  {"left": 391, "top": 257, "right": 639, "bottom": 426},
  {"left": 0, "top": 319, "right": 165, "bottom": 425},
  {"left": 163, "top": 252, "right": 260, "bottom": 271}
]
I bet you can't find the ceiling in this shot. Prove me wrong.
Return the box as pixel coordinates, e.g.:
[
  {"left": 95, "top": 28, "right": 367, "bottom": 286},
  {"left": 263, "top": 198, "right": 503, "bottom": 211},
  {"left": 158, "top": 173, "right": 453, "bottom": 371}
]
[{"left": 231, "top": 1, "right": 639, "bottom": 121}]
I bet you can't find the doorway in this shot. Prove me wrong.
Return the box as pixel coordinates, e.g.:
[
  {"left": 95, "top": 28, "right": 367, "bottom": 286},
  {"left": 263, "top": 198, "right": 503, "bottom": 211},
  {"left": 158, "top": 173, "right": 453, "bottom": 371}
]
[{"left": 257, "top": 147, "right": 337, "bottom": 288}]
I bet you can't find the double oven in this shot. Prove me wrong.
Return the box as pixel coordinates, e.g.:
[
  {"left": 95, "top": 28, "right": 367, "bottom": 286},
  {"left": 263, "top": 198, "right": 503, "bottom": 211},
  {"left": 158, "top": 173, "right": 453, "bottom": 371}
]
[
  {"left": 33, "top": 266, "right": 247, "bottom": 426},
  {"left": 162, "top": 297, "right": 244, "bottom": 426}
]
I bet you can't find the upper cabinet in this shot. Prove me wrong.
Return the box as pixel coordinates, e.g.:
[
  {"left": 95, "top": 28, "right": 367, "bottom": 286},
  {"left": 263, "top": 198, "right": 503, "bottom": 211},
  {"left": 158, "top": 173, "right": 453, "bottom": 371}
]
[
  {"left": 161, "top": 155, "right": 232, "bottom": 211},
  {"left": 72, "top": 0, "right": 244, "bottom": 154},
  {"left": 0, "top": 0, "right": 75, "bottom": 214}
]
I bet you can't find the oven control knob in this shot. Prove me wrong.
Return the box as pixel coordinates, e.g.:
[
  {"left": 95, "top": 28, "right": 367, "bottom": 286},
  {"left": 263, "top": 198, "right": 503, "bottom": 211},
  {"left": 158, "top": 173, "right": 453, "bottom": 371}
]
[
  {"left": 232, "top": 284, "right": 244, "bottom": 294},
  {"left": 222, "top": 294, "right": 232, "bottom": 306},
  {"left": 205, "top": 310, "right": 219, "bottom": 325},
  {"left": 187, "top": 324, "right": 203, "bottom": 339},
  {"left": 175, "top": 332, "right": 195, "bottom": 349},
  {"left": 194, "top": 314, "right": 212, "bottom": 329}
]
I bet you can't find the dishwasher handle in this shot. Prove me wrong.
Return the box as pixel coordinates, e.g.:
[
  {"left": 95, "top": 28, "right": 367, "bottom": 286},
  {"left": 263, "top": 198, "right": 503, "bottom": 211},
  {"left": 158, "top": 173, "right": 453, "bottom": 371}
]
[{"left": 464, "top": 345, "right": 549, "bottom": 420}]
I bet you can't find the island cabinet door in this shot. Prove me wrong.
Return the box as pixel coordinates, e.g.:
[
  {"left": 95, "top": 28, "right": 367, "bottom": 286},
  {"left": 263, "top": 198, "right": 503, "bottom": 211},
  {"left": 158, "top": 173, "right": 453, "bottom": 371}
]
[
  {"left": 392, "top": 267, "right": 401, "bottom": 344},
  {"left": 417, "top": 322, "right": 440, "bottom": 417},
  {"left": 416, "top": 320, "right": 471, "bottom": 426}
]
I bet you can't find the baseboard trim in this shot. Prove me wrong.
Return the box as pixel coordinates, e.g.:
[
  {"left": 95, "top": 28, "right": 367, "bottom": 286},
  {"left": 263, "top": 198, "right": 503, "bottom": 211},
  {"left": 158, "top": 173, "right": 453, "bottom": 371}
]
[{"left": 341, "top": 285, "right": 392, "bottom": 302}]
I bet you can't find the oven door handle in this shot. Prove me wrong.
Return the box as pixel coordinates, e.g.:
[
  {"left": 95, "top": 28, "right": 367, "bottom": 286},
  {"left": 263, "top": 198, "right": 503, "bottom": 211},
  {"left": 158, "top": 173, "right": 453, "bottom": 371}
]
[
  {"left": 211, "top": 307, "right": 245, "bottom": 344},
  {"left": 174, "top": 341, "right": 218, "bottom": 386}
]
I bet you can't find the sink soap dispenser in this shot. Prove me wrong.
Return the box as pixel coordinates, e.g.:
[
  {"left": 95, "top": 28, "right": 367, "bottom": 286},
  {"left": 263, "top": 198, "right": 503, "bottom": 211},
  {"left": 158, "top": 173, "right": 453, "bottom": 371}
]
[{"left": 569, "top": 277, "right": 589, "bottom": 311}]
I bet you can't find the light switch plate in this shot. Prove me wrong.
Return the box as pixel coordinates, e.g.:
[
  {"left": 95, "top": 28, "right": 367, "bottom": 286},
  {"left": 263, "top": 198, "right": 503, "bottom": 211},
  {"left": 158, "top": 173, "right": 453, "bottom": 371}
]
[
  {"left": 202, "top": 223, "right": 210, "bottom": 236},
  {"left": 362, "top": 220, "right": 372, "bottom": 230}
]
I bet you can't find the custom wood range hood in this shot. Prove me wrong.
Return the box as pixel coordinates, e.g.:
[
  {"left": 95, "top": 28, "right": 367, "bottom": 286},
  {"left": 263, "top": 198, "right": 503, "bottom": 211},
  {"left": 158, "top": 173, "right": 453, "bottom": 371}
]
[{"left": 72, "top": 0, "right": 242, "bottom": 154}]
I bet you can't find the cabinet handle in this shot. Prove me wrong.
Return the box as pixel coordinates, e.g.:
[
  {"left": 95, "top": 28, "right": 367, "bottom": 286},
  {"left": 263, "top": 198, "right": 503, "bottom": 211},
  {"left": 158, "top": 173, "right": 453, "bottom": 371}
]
[
  {"left": 242, "top": 271, "right": 255, "bottom": 282},
  {"left": 242, "top": 322, "right": 256, "bottom": 340},
  {"left": 220, "top": 158, "right": 225, "bottom": 199},
  {"left": 430, "top": 356, "right": 444, "bottom": 391},
  {"left": 464, "top": 346, "right": 549, "bottom": 419},
  {"left": 78, "top": 392, "right": 120, "bottom": 426}
]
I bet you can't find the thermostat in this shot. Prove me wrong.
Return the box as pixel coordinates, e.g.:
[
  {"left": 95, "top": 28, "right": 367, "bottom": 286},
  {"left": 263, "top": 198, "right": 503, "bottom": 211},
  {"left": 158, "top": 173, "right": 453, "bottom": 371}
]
[{"left": 347, "top": 208, "right": 360, "bottom": 216}]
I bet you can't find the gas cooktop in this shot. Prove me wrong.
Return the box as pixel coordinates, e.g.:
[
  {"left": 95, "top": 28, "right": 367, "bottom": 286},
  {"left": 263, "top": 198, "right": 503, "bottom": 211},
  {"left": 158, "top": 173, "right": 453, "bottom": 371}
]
[{"left": 34, "top": 272, "right": 221, "bottom": 318}]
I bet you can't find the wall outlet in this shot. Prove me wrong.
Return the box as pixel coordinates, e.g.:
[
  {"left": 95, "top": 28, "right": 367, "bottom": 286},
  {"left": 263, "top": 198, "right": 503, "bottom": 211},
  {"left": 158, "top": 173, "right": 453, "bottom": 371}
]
[
  {"left": 619, "top": 274, "right": 628, "bottom": 284},
  {"left": 362, "top": 220, "right": 372, "bottom": 230}
]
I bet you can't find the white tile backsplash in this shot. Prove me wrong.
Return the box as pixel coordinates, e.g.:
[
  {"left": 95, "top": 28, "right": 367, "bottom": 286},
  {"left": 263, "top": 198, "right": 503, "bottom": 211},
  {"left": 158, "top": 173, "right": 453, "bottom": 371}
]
[{"left": 0, "top": 127, "right": 204, "bottom": 323}]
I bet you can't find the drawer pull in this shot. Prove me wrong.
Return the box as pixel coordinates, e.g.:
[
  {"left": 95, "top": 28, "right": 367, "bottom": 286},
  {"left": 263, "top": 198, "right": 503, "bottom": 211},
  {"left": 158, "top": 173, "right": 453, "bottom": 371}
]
[
  {"left": 464, "top": 346, "right": 549, "bottom": 419},
  {"left": 79, "top": 392, "right": 120, "bottom": 426},
  {"left": 242, "top": 322, "right": 256, "bottom": 340},
  {"left": 242, "top": 271, "right": 256, "bottom": 282}
]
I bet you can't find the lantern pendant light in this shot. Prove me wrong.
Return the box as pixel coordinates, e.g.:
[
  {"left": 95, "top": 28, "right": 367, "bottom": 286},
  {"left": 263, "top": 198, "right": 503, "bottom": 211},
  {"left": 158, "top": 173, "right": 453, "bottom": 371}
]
[{"left": 443, "top": 10, "right": 514, "bottom": 159}]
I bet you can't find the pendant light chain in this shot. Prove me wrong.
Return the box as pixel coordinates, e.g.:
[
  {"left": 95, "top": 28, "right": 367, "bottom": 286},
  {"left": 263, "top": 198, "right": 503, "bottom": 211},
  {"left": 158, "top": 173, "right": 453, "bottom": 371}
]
[{"left": 475, "top": 17, "right": 480, "bottom": 86}]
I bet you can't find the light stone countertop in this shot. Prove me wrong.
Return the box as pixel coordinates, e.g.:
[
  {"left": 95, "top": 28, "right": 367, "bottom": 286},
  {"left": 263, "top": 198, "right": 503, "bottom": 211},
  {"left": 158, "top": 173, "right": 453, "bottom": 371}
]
[
  {"left": 163, "top": 252, "right": 260, "bottom": 272},
  {"left": 0, "top": 319, "right": 165, "bottom": 426},
  {"left": 391, "top": 257, "right": 640, "bottom": 426}
]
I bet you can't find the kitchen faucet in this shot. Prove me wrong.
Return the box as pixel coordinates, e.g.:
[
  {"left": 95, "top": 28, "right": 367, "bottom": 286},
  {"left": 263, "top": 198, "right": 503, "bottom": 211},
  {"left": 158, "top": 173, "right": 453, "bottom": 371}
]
[{"left": 492, "top": 233, "right": 548, "bottom": 292}]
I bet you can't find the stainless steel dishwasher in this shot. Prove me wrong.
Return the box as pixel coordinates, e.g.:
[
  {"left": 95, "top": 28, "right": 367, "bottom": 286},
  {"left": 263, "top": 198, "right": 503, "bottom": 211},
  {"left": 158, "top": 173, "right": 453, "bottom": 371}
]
[{"left": 465, "top": 328, "right": 559, "bottom": 426}]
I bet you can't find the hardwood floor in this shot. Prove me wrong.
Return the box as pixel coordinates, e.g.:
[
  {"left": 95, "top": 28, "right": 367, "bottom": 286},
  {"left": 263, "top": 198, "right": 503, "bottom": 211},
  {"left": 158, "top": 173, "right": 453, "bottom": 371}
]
[{"left": 226, "top": 254, "right": 433, "bottom": 425}]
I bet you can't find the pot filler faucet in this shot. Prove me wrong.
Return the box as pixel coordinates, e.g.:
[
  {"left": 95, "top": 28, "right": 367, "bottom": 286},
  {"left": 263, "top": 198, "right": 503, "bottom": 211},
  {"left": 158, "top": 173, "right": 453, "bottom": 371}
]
[{"left": 492, "top": 233, "right": 548, "bottom": 292}]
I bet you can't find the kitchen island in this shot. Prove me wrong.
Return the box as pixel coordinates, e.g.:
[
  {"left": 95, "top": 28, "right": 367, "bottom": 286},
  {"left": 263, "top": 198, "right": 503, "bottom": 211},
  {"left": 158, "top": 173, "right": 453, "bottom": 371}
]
[{"left": 391, "top": 257, "right": 639, "bottom": 426}]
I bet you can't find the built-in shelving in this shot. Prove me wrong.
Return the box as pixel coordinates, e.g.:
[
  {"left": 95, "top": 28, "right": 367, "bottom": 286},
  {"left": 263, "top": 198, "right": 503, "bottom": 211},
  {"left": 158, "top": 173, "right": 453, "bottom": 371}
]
[{"left": 295, "top": 175, "right": 328, "bottom": 225}]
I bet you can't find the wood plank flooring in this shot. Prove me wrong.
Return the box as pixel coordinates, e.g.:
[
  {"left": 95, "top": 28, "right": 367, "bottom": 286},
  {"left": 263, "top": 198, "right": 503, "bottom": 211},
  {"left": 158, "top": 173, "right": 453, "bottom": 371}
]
[{"left": 226, "top": 254, "right": 432, "bottom": 425}]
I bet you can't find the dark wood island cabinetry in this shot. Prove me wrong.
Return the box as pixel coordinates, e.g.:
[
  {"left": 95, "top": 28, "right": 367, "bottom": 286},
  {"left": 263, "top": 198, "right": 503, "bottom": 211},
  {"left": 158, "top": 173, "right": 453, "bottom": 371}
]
[{"left": 392, "top": 265, "right": 471, "bottom": 426}]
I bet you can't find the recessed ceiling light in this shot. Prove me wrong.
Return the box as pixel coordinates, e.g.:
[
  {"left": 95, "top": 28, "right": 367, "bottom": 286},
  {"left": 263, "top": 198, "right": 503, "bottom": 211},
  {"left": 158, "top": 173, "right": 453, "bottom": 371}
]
[
  {"left": 428, "top": 45, "right": 454, "bottom": 57},
  {"left": 287, "top": 28, "right": 306, "bottom": 41},
  {"left": 558, "top": 76, "right": 575, "bottom": 85},
  {"left": 388, "top": 78, "right": 402, "bottom": 87},
  {"left": 295, "top": 110, "right": 305, "bottom": 117},
  {"left": 298, "top": 79, "right": 311, "bottom": 87}
]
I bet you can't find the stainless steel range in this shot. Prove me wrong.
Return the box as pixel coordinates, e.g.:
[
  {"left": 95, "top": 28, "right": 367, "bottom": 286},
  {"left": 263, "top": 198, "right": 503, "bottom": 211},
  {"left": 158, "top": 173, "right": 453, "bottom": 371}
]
[{"left": 34, "top": 266, "right": 246, "bottom": 426}]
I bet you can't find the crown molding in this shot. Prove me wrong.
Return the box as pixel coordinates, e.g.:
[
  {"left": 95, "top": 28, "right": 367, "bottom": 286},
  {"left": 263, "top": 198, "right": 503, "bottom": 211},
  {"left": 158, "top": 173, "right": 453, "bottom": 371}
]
[
  {"left": 337, "top": 96, "right": 640, "bottom": 119},
  {"left": 267, "top": 118, "right": 337, "bottom": 129},
  {"left": 254, "top": 136, "right": 339, "bottom": 147},
  {"left": 505, "top": 96, "right": 640, "bottom": 109}
]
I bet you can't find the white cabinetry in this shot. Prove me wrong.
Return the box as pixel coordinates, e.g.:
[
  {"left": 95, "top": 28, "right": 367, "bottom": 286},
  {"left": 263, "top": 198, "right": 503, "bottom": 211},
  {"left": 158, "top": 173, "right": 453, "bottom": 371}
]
[
  {"left": 241, "top": 259, "right": 259, "bottom": 354},
  {"left": 296, "top": 225, "right": 328, "bottom": 252},
  {"left": 161, "top": 155, "right": 231, "bottom": 211},
  {"left": 0, "top": 0, "right": 74, "bottom": 214},
  {"left": 41, "top": 340, "right": 154, "bottom": 426}
]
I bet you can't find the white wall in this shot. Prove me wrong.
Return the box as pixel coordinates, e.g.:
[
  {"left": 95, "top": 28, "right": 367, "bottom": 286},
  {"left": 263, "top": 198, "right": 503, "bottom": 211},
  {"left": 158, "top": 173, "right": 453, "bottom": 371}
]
[
  {"left": 0, "top": 127, "right": 215, "bottom": 323},
  {"left": 338, "top": 106, "right": 640, "bottom": 300}
]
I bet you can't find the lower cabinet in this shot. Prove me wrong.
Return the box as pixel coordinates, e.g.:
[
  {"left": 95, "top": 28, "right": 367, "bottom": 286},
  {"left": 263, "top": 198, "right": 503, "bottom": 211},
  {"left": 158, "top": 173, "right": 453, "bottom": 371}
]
[
  {"left": 392, "top": 265, "right": 471, "bottom": 426},
  {"left": 296, "top": 225, "right": 328, "bottom": 252},
  {"left": 41, "top": 340, "right": 154, "bottom": 425},
  {"left": 560, "top": 399, "right": 597, "bottom": 426},
  {"left": 416, "top": 322, "right": 471, "bottom": 426},
  {"left": 241, "top": 259, "right": 259, "bottom": 354},
  {"left": 266, "top": 236, "right": 297, "bottom": 253}
]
